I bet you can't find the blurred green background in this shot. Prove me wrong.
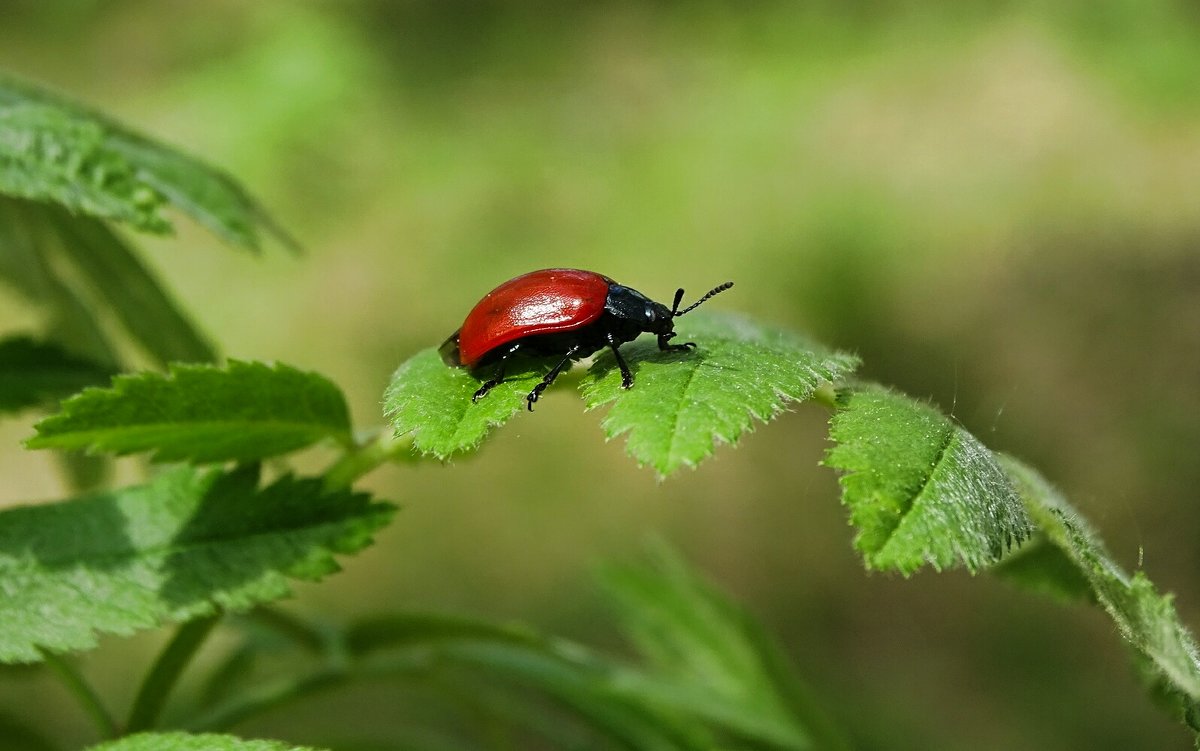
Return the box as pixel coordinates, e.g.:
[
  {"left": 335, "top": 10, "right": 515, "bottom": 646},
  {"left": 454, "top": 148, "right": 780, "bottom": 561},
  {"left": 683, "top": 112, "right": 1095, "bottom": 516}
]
[{"left": 2, "top": 1, "right": 1199, "bottom": 748}]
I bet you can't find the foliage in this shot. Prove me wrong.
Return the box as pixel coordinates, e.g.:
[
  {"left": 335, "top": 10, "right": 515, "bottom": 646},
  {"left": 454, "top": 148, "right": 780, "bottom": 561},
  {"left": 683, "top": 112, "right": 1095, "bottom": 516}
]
[
  {"left": 0, "top": 76, "right": 292, "bottom": 250},
  {"left": 825, "top": 385, "right": 1031, "bottom": 574},
  {"left": 28, "top": 361, "right": 353, "bottom": 462},
  {"left": 0, "top": 335, "right": 112, "bottom": 414},
  {"left": 0, "top": 464, "right": 392, "bottom": 663},
  {"left": 580, "top": 312, "right": 859, "bottom": 475},
  {"left": 85, "top": 733, "right": 329, "bottom": 751},
  {"left": 1, "top": 72, "right": 1197, "bottom": 751}
]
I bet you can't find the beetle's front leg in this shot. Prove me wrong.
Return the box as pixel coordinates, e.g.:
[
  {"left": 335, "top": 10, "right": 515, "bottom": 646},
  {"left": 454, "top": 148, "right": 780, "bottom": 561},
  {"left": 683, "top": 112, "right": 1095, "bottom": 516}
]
[
  {"left": 657, "top": 331, "right": 696, "bottom": 353},
  {"left": 606, "top": 333, "right": 634, "bottom": 389}
]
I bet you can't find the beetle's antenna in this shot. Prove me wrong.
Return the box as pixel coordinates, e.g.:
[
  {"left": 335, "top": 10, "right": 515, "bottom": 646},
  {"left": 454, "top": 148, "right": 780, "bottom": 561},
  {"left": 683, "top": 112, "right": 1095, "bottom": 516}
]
[{"left": 673, "top": 281, "right": 734, "bottom": 317}]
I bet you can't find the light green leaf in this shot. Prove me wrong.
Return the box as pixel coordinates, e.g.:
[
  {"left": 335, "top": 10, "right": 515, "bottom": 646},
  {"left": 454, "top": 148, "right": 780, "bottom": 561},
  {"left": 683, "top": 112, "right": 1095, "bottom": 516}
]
[
  {"left": 0, "top": 76, "right": 293, "bottom": 251},
  {"left": 0, "top": 464, "right": 394, "bottom": 663},
  {"left": 581, "top": 312, "right": 859, "bottom": 476},
  {"left": 85, "top": 732, "right": 329, "bottom": 751},
  {"left": 0, "top": 335, "right": 111, "bottom": 414},
  {"left": 825, "top": 385, "right": 1031, "bottom": 574},
  {"left": 384, "top": 348, "right": 559, "bottom": 459},
  {"left": 1000, "top": 455, "right": 1200, "bottom": 723},
  {"left": 27, "top": 360, "right": 352, "bottom": 462}
]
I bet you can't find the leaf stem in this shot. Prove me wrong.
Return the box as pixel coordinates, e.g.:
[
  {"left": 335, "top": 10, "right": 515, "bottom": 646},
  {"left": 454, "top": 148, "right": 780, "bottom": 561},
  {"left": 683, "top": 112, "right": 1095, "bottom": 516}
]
[
  {"left": 188, "top": 653, "right": 429, "bottom": 732},
  {"left": 323, "top": 428, "right": 415, "bottom": 489},
  {"left": 42, "top": 651, "right": 118, "bottom": 739},
  {"left": 812, "top": 381, "right": 840, "bottom": 410},
  {"left": 125, "top": 613, "right": 222, "bottom": 733}
]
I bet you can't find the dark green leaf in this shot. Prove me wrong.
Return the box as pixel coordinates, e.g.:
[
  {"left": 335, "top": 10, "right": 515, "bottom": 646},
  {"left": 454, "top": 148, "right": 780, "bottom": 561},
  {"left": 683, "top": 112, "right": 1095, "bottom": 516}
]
[
  {"left": 346, "top": 613, "right": 712, "bottom": 751},
  {"left": 1000, "top": 455, "right": 1200, "bottom": 719},
  {"left": 0, "top": 197, "right": 119, "bottom": 367},
  {"left": 0, "top": 76, "right": 293, "bottom": 251},
  {"left": 825, "top": 385, "right": 1031, "bottom": 574},
  {"left": 45, "top": 209, "right": 216, "bottom": 364},
  {"left": 991, "top": 535, "right": 1095, "bottom": 603},
  {"left": 599, "top": 546, "right": 841, "bottom": 750},
  {"left": 0, "top": 335, "right": 111, "bottom": 414},
  {"left": 384, "top": 348, "right": 558, "bottom": 459},
  {"left": 85, "top": 732, "right": 329, "bottom": 751},
  {"left": 28, "top": 360, "right": 353, "bottom": 462},
  {"left": 0, "top": 464, "right": 394, "bottom": 663},
  {"left": 0, "top": 711, "right": 58, "bottom": 751},
  {"left": 581, "top": 312, "right": 859, "bottom": 476}
]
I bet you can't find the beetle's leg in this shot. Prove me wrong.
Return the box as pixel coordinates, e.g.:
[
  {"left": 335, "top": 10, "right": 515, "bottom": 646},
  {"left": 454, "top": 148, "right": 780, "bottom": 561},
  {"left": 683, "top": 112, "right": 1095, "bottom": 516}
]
[
  {"left": 611, "top": 343, "right": 634, "bottom": 389},
  {"left": 472, "top": 342, "right": 521, "bottom": 402},
  {"left": 526, "top": 345, "right": 581, "bottom": 411},
  {"left": 657, "top": 331, "right": 696, "bottom": 353},
  {"left": 605, "top": 334, "right": 634, "bottom": 389}
]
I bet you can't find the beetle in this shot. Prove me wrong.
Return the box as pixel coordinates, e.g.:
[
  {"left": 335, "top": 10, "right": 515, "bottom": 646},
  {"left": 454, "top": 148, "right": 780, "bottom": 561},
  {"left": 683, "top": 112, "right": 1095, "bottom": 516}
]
[{"left": 439, "top": 268, "right": 733, "bottom": 410}]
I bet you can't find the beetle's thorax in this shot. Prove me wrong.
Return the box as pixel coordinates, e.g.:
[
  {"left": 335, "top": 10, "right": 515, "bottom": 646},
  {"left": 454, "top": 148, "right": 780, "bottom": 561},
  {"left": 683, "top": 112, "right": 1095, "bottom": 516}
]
[{"left": 604, "top": 284, "right": 675, "bottom": 341}]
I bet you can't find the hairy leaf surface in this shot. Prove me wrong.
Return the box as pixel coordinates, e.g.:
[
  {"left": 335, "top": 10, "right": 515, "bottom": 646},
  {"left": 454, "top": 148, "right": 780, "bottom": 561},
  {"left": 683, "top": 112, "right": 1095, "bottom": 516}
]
[
  {"left": 825, "top": 386, "right": 1031, "bottom": 574},
  {"left": 1000, "top": 456, "right": 1200, "bottom": 724},
  {"left": 384, "top": 348, "right": 556, "bottom": 459},
  {"left": 28, "top": 361, "right": 352, "bottom": 462},
  {"left": 0, "top": 465, "right": 394, "bottom": 663},
  {"left": 86, "top": 732, "right": 328, "bottom": 751},
  {"left": 581, "top": 312, "right": 859, "bottom": 476}
]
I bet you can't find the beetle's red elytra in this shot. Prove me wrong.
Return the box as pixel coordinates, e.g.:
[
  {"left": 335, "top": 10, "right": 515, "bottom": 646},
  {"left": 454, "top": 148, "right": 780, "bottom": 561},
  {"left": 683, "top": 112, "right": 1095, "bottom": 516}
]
[{"left": 440, "top": 268, "right": 733, "bottom": 410}]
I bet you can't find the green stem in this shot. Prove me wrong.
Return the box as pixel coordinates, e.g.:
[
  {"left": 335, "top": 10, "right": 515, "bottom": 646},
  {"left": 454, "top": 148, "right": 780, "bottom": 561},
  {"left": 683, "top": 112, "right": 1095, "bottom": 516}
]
[
  {"left": 188, "top": 666, "right": 347, "bottom": 731},
  {"left": 188, "top": 653, "right": 428, "bottom": 732},
  {"left": 125, "top": 613, "right": 222, "bottom": 733},
  {"left": 42, "top": 651, "right": 118, "bottom": 739},
  {"left": 323, "top": 429, "right": 415, "bottom": 489},
  {"left": 812, "top": 381, "right": 840, "bottom": 410}
]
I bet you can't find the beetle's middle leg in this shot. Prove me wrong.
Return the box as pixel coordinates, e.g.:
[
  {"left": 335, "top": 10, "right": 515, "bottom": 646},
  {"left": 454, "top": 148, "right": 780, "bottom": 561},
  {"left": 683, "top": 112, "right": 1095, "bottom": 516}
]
[
  {"left": 472, "top": 342, "right": 522, "bottom": 402},
  {"left": 526, "top": 344, "right": 582, "bottom": 410}
]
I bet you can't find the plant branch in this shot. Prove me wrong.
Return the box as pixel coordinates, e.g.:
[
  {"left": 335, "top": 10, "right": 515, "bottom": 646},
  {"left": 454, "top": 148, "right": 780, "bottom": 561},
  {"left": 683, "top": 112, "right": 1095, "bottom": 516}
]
[
  {"left": 42, "top": 651, "right": 118, "bottom": 740},
  {"left": 125, "top": 613, "right": 222, "bottom": 733},
  {"left": 187, "top": 653, "right": 429, "bottom": 732},
  {"left": 322, "top": 428, "right": 414, "bottom": 489}
]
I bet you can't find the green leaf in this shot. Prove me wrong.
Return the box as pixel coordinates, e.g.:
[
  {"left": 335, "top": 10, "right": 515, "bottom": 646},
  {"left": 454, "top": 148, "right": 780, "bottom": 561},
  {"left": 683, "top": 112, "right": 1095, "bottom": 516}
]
[
  {"left": 384, "top": 348, "right": 560, "bottom": 459},
  {"left": 27, "top": 360, "right": 353, "bottom": 462},
  {"left": 599, "top": 546, "right": 847, "bottom": 751},
  {"left": 345, "top": 612, "right": 714, "bottom": 751},
  {"left": 990, "top": 535, "right": 1095, "bottom": 603},
  {"left": 581, "top": 312, "right": 859, "bottom": 476},
  {"left": 0, "top": 464, "right": 394, "bottom": 663},
  {"left": 0, "top": 76, "right": 294, "bottom": 251},
  {"left": 1000, "top": 455, "right": 1200, "bottom": 723},
  {"left": 825, "top": 385, "right": 1031, "bottom": 574},
  {"left": 85, "top": 732, "right": 329, "bottom": 751},
  {"left": 0, "top": 97, "right": 168, "bottom": 233},
  {"left": 45, "top": 208, "right": 216, "bottom": 364},
  {"left": 0, "top": 197, "right": 120, "bottom": 368},
  {"left": 0, "top": 335, "right": 111, "bottom": 414},
  {"left": 0, "top": 711, "right": 57, "bottom": 751},
  {"left": 0, "top": 197, "right": 214, "bottom": 367}
]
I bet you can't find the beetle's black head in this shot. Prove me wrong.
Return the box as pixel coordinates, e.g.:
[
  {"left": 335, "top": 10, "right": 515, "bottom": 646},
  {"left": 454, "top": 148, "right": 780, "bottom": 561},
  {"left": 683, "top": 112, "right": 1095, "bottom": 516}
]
[
  {"left": 604, "top": 281, "right": 734, "bottom": 345},
  {"left": 604, "top": 285, "right": 675, "bottom": 339}
]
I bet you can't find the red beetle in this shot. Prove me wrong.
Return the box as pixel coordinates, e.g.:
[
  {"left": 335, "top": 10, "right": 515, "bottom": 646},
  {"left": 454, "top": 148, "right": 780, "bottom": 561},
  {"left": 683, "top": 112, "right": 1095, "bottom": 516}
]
[{"left": 440, "top": 268, "right": 733, "bottom": 410}]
